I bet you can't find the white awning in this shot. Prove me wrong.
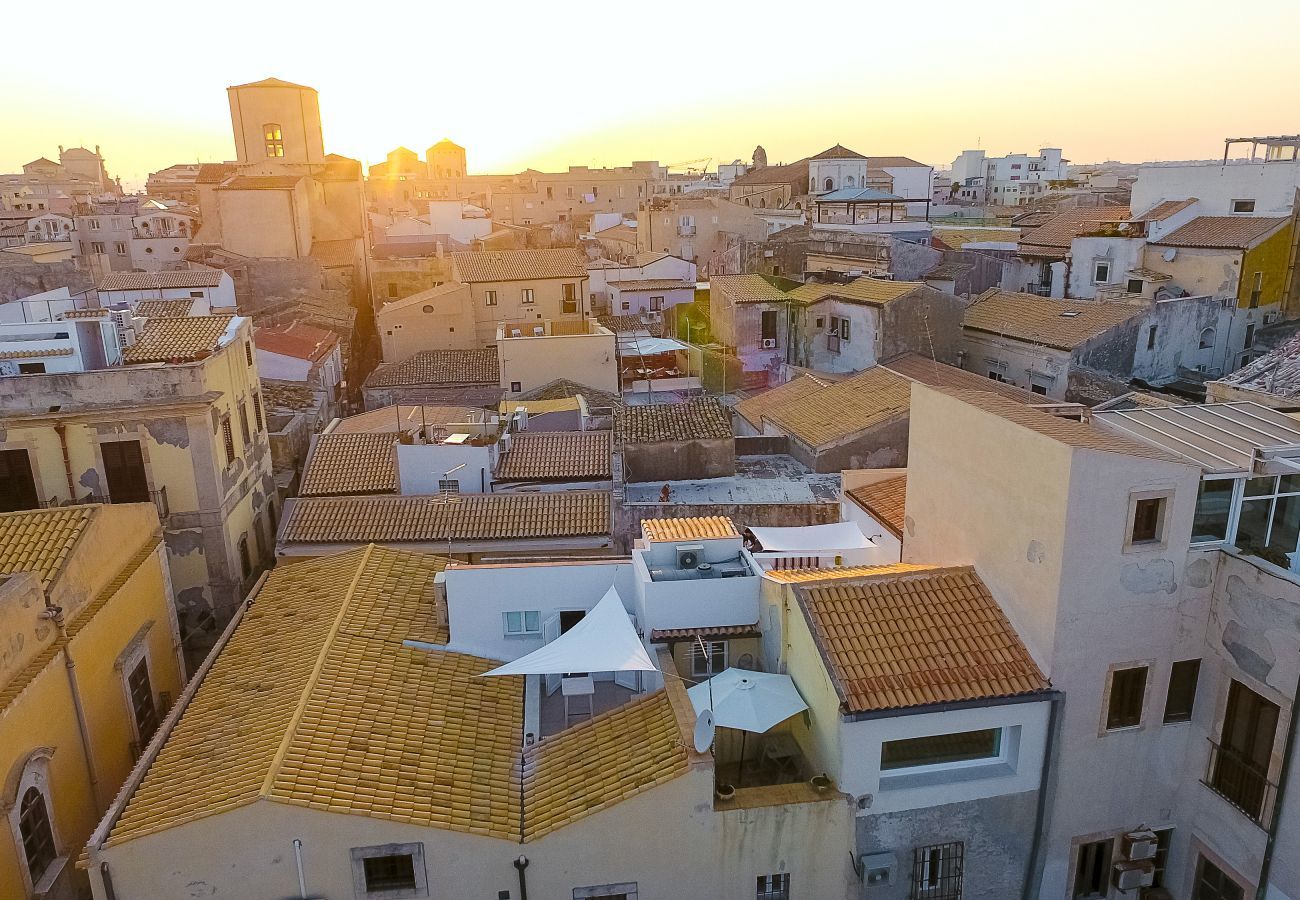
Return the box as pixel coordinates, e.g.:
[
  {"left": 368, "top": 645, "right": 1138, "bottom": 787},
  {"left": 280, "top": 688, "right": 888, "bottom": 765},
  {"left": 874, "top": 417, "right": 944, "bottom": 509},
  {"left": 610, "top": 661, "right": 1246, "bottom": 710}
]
[
  {"left": 481, "top": 585, "right": 658, "bottom": 677},
  {"left": 749, "top": 522, "right": 871, "bottom": 552},
  {"left": 687, "top": 668, "right": 808, "bottom": 734},
  {"left": 618, "top": 336, "right": 689, "bottom": 355}
]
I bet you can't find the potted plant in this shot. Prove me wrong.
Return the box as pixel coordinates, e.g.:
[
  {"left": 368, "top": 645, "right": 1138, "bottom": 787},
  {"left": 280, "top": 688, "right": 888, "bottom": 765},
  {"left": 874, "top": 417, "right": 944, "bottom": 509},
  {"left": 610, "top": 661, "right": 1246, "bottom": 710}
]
[
  {"left": 715, "top": 782, "right": 736, "bottom": 801},
  {"left": 810, "top": 773, "right": 832, "bottom": 793}
]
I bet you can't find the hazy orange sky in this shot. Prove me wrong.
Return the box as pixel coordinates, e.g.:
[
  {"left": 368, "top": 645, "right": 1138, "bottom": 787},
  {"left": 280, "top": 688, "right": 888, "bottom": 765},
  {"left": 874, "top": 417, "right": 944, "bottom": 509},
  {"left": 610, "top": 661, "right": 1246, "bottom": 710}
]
[{"left": 4, "top": 0, "right": 1298, "bottom": 190}]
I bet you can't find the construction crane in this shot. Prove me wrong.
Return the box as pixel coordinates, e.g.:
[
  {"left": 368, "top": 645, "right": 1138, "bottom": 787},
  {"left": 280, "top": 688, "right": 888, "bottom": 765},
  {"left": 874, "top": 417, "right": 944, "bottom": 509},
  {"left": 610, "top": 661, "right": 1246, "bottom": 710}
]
[{"left": 665, "top": 157, "right": 713, "bottom": 176}]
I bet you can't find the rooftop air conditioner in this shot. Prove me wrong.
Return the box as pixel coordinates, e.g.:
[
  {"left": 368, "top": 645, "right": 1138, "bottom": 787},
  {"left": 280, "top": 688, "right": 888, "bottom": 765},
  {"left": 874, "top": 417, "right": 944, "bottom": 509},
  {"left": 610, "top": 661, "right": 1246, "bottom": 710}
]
[
  {"left": 1122, "top": 829, "right": 1158, "bottom": 861},
  {"left": 676, "top": 544, "right": 703, "bottom": 569},
  {"left": 761, "top": 338, "right": 777, "bottom": 349},
  {"left": 1112, "top": 860, "right": 1155, "bottom": 892}
]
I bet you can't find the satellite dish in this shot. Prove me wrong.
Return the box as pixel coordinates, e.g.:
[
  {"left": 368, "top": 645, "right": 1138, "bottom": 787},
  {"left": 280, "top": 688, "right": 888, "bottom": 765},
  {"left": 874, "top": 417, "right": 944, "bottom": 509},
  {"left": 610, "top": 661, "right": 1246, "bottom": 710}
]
[
  {"left": 1163, "top": 248, "right": 1177, "bottom": 262},
  {"left": 693, "top": 709, "right": 716, "bottom": 753}
]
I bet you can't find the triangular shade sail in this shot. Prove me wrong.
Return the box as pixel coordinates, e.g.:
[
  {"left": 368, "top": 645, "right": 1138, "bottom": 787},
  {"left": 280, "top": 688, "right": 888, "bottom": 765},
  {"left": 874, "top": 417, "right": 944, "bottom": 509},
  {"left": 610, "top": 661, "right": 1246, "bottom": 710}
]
[
  {"left": 482, "top": 585, "right": 658, "bottom": 677},
  {"left": 749, "top": 522, "right": 870, "bottom": 552},
  {"left": 687, "top": 668, "right": 808, "bottom": 734}
]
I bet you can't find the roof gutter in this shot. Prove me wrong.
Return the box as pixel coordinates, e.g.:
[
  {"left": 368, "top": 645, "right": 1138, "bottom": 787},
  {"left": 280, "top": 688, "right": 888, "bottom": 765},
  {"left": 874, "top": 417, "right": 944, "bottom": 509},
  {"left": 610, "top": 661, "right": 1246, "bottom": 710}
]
[
  {"left": 840, "top": 688, "right": 1060, "bottom": 723},
  {"left": 82, "top": 573, "right": 265, "bottom": 875}
]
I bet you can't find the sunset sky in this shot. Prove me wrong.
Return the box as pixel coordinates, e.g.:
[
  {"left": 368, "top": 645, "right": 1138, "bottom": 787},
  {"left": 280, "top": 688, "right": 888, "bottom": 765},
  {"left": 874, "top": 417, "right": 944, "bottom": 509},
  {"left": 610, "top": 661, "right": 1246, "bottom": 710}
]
[{"left": 4, "top": 0, "right": 1297, "bottom": 190}]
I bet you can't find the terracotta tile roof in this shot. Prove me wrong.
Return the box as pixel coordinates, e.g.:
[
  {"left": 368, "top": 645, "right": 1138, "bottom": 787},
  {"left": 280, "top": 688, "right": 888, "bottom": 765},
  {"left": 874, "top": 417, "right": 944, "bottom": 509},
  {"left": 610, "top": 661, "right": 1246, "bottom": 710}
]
[
  {"left": 866, "top": 156, "right": 927, "bottom": 168},
  {"left": 254, "top": 322, "right": 339, "bottom": 363},
  {"left": 730, "top": 159, "right": 809, "bottom": 187},
  {"left": 962, "top": 289, "right": 1144, "bottom": 351},
  {"left": 61, "top": 309, "right": 110, "bottom": 319},
  {"left": 597, "top": 315, "right": 664, "bottom": 338},
  {"left": 495, "top": 430, "right": 612, "bottom": 481},
  {"left": 710, "top": 274, "right": 789, "bottom": 304},
  {"left": 105, "top": 547, "right": 498, "bottom": 848},
  {"left": 788, "top": 278, "right": 925, "bottom": 307},
  {"left": 922, "top": 262, "right": 974, "bottom": 280},
  {"left": 593, "top": 224, "right": 638, "bottom": 244},
  {"left": 734, "top": 374, "right": 835, "bottom": 430},
  {"left": 218, "top": 175, "right": 305, "bottom": 191},
  {"left": 195, "top": 163, "right": 236, "bottom": 184},
  {"left": 932, "top": 227, "right": 1020, "bottom": 250},
  {"left": 763, "top": 562, "right": 930, "bottom": 584},
  {"left": 795, "top": 565, "right": 1049, "bottom": 713},
  {"left": 522, "top": 690, "right": 687, "bottom": 840},
  {"left": 451, "top": 248, "right": 586, "bottom": 282},
  {"left": 299, "top": 433, "right": 398, "bottom": 497},
  {"left": 134, "top": 299, "right": 195, "bottom": 318},
  {"left": 331, "top": 405, "right": 480, "bottom": 435},
  {"left": 933, "top": 388, "right": 1185, "bottom": 463},
  {"left": 365, "top": 349, "right": 500, "bottom": 387},
  {"left": 515, "top": 377, "right": 623, "bottom": 409},
  {"left": 123, "top": 315, "right": 236, "bottom": 364},
  {"left": 1128, "top": 198, "right": 1197, "bottom": 223},
  {"left": 764, "top": 366, "right": 912, "bottom": 448},
  {"left": 0, "top": 347, "right": 75, "bottom": 360},
  {"left": 617, "top": 397, "right": 732, "bottom": 442},
  {"left": 0, "top": 506, "right": 95, "bottom": 590},
  {"left": 641, "top": 516, "right": 738, "bottom": 542},
  {"left": 98, "top": 269, "right": 224, "bottom": 291},
  {"left": 649, "top": 624, "right": 761, "bottom": 640},
  {"left": 882, "top": 353, "right": 1055, "bottom": 406},
  {"left": 1018, "top": 206, "right": 1131, "bottom": 251},
  {"left": 280, "top": 491, "right": 612, "bottom": 545},
  {"left": 608, "top": 278, "right": 694, "bottom": 292},
  {"left": 811, "top": 144, "right": 867, "bottom": 160},
  {"left": 844, "top": 475, "right": 907, "bottom": 538},
  {"left": 1150, "top": 215, "right": 1288, "bottom": 250}
]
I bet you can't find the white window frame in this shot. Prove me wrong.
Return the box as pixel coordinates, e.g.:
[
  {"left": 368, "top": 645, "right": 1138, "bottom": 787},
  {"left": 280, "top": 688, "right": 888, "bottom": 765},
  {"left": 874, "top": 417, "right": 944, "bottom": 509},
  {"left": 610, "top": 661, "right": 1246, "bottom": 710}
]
[
  {"left": 503, "top": 610, "right": 542, "bottom": 637},
  {"left": 521, "top": 288, "right": 535, "bottom": 305},
  {"left": 691, "top": 640, "right": 727, "bottom": 677},
  {"left": 1092, "top": 260, "right": 1111, "bottom": 284},
  {"left": 485, "top": 290, "right": 498, "bottom": 307},
  {"left": 879, "top": 727, "right": 1008, "bottom": 777},
  {"left": 1231, "top": 199, "right": 1256, "bottom": 214},
  {"left": 1123, "top": 488, "right": 1174, "bottom": 553},
  {"left": 114, "top": 624, "right": 156, "bottom": 744}
]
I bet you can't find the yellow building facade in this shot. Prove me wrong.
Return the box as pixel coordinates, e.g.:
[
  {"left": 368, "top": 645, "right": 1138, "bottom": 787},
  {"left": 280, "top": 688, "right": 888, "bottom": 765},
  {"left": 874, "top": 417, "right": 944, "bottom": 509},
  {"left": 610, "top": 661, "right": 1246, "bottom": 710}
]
[{"left": 0, "top": 503, "right": 184, "bottom": 900}]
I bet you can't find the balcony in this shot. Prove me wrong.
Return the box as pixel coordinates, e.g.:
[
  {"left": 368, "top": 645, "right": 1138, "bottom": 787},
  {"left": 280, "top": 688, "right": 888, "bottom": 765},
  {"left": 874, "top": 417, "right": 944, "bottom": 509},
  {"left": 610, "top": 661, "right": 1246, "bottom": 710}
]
[
  {"left": 83, "top": 486, "right": 170, "bottom": 521},
  {"left": 1203, "top": 738, "right": 1276, "bottom": 827},
  {"left": 677, "top": 224, "right": 696, "bottom": 237}
]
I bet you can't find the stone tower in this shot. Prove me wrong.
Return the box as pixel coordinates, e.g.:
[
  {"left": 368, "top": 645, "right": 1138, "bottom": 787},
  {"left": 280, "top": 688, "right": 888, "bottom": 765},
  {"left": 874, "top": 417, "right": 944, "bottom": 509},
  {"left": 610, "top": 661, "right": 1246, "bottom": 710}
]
[{"left": 752, "top": 145, "right": 767, "bottom": 169}]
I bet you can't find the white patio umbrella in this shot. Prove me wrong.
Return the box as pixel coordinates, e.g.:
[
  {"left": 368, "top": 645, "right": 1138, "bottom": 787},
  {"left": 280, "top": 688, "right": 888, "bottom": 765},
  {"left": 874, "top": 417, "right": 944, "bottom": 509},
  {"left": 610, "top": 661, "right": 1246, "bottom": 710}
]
[{"left": 687, "top": 668, "right": 808, "bottom": 785}]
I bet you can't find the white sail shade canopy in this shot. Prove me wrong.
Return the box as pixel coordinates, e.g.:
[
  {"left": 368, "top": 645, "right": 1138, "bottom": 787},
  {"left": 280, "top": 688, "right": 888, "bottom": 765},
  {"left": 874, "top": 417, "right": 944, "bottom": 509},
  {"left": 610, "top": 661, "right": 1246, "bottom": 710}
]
[
  {"left": 687, "top": 668, "right": 808, "bottom": 734},
  {"left": 748, "top": 522, "right": 871, "bottom": 552},
  {"left": 481, "top": 585, "right": 657, "bottom": 677}
]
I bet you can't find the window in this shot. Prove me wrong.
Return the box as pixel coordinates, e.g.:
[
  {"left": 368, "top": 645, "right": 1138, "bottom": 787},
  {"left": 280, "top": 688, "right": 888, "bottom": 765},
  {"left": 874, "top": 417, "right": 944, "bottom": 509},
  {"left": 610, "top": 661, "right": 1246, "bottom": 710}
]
[
  {"left": 1129, "top": 495, "right": 1167, "bottom": 546},
  {"left": 221, "top": 417, "right": 235, "bottom": 466},
  {"left": 18, "top": 787, "right": 57, "bottom": 886},
  {"left": 437, "top": 479, "right": 460, "bottom": 495},
  {"left": 1147, "top": 324, "right": 1158, "bottom": 350},
  {"left": 1106, "top": 665, "right": 1148, "bottom": 730},
  {"left": 840, "top": 318, "right": 851, "bottom": 341},
  {"left": 1072, "top": 839, "right": 1112, "bottom": 899},
  {"left": 239, "top": 402, "right": 251, "bottom": 446},
  {"left": 566, "top": 186, "right": 574, "bottom": 199},
  {"left": 563, "top": 282, "right": 578, "bottom": 314},
  {"left": 881, "top": 728, "right": 1002, "bottom": 771},
  {"left": 263, "top": 123, "right": 284, "bottom": 158},
  {"left": 510, "top": 381, "right": 522, "bottom": 392},
  {"left": 1210, "top": 679, "right": 1279, "bottom": 821},
  {"left": 388, "top": 283, "right": 399, "bottom": 298},
  {"left": 546, "top": 186, "right": 553, "bottom": 199},
  {"left": 987, "top": 371, "right": 1006, "bottom": 383},
  {"left": 1199, "top": 326, "right": 1216, "bottom": 350},
  {"left": 1150, "top": 828, "right": 1172, "bottom": 888},
  {"left": 190, "top": 290, "right": 204, "bottom": 299},
  {"left": 522, "top": 288, "right": 535, "bottom": 305},
  {"left": 101, "top": 439, "right": 150, "bottom": 504},
  {"left": 824, "top": 177, "right": 834, "bottom": 191},
  {"left": 91, "top": 241, "right": 105, "bottom": 254},
  {"left": 621, "top": 301, "right": 631, "bottom": 311},
  {"left": 238, "top": 537, "right": 252, "bottom": 580},
  {"left": 1249, "top": 273, "right": 1262, "bottom": 309},
  {"left": 1127, "top": 278, "right": 1144, "bottom": 294},
  {"left": 1030, "top": 383, "right": 1048, "bottom": 396},
  {"left": 1193, "top": 855, "right": 1244, "bottom": 900},
  {"left": 485, "top": 290, "right": 498, "bottom": 306},
  {"left": 756, "top": 873, "right": 790, "bottom": 900},
  {"left": 351, "top": 844, "right": 428, "bottom": 897},
  {"left": 503, "top": 611, "right": 541, "bottom": 636},
  {"left": 1163, "top": 659, "right": 1201, "bottom": 724},
  {"left": 17, "top": 362, "right": 44, "bottom": 374},
  {"left": 114, "top": 242, "right": 127, "bottom": 255},
  {"left": 1192, "top": 478, "right": 1234, "bottom": 543},
  {"left": 649, "top": 296, "right": 664, "bottom": 312},
  {"left": 127, "top": 656, "right": 159, "bottom": 744},
  {"left": 245, "top": 341, "right": 254, "bottom": 367},
  {"left": 1092, "top": 261, "right": 1111, "bottom": 284},
  {"left": 1231, "top": 199, "right": 1255, "bottom": 214},
  {"left": 573, "top": 884, "right": 637, "bottom": 900},
  {"left": 89, "top": 218, "right": 100, "bottom": 230},
  {"left": 691, "top": 640, "right": 726, "bottom": 677},
  {"left": 1234, "top": 473, "right": 1300, "bottom": 560},
  {"left": 760, "top": 310, "right": 777, "bottom": 342},
  {"left": 912, "top": 842, "right": 963, "bottom": 900}
]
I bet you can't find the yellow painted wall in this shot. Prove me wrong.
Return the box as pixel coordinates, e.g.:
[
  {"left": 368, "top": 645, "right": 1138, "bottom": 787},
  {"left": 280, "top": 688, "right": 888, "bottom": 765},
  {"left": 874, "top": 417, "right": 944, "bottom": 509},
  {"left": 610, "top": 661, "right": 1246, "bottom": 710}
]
[
  {"left": 377, "top": 285, "right": 478, "bottom": 360},
  {"left": 1239, "top": 223, "right": 1293, "bottom": 307},
  {"left": 778, "top": 586, "right": 846, "bottom": 782},
  {"left": 497, "top": 328, "right": 618, "bottom": 396}
]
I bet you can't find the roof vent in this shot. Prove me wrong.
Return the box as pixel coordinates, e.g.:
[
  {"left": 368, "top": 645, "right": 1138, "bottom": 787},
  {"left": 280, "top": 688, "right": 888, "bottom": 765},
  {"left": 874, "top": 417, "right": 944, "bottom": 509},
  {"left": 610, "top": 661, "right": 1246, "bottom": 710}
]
[{"left": 1059, "top": 311, "right": 1081, "bottom": 318}]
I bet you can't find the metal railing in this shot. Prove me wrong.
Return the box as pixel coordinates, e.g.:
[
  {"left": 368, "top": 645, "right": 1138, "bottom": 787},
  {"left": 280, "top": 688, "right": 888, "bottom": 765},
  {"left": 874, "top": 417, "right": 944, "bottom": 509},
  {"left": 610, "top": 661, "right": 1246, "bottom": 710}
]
[
  {"left": 677, "top": 224, "right": 696, "bottom": 236},
  {"left": 1203, "top": 739, "right": 1276, "bottom": 826},
  {"left": 79, "top": 486, "right": 169, "bottom": 520}
]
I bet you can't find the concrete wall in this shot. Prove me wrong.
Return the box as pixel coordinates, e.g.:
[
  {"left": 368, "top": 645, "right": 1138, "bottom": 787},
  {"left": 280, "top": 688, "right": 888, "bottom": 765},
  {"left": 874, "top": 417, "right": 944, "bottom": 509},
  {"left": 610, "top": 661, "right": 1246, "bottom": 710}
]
[
  {"left": 498, "top": 327, "right": 617, "bottom": 397},
  {"left": 377, "top": 285, "right": 478, "bottom": 360},
  {"left": 227, "top": 83, "right": 325, "bottom": 166},
  {"left": 1132, "top": 161, "right": 1300, "bottom": 217},
  {"left": 961, "top": 330, "right": 1075, "bottom": 399},
  {"left": 880, "top": 286, "right": 966, "bottom": 364},
  {"left": 621, "top": 437, "right": 735, "bottom": 483},
  {"left": 457, "top": 275, "right": 589, "bottom": 346},
  {"left": 616, "top": 501, "right": 838, "bottom": 553},
  {"left": 792, "top": 415, "right": 911, "bottom": 474},
  {"left": 799, "top": 301, "right": 880, "bottom": 373}
]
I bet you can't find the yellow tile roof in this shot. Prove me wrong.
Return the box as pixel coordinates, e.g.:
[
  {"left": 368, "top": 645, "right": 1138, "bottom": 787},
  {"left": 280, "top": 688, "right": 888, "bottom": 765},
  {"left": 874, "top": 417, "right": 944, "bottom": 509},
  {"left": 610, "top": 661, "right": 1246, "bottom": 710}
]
[
  {"left": 451, "top": 248, "right": 586, "bottom": 282},
  {"left": 280, "top": 491, "right": 612, "bottom": 545},
  {"left": 0, "top": 347, "right": 75, "bottom": 360},
  {"left": 123, "top": 315, "right": 235, "bottom": 364},
  {"left": 788, "top": 278, "right": 925, "bottom": 307},
  {"left": 763, "top": 562, "right": 929, "bottom": 584},
  {"left": 133, "top": 299, "right": 196, "bottom": 318},
  {"left": 710, "top": 274, "right": 789, "bottom": 303},
  {"left": 734, "top": 374, "right": 834, "bottom": 430},
  {"left": 641, "top": 516, "right": 738, "bottom": 542},
  {"left": 0, "top": 506, "right": 95, "bottom": 590},
  {"left": 796, "top": 565, "right": 1049, "bottom": 713},
  {"left": 962, "top": 289, "right": 1145, "bottom": 352},
  {"left": 844, "top": 475, "right": 907, "bottom": 538},
  {"left": 764, "top": 366, "right": 912, "bottom": 448},
  {"left": 106, "top": 546, "right": 469, "bottom": 847},
  {"left": 494, "top": 430, "right": 612, "bottom": 481},
  {"left": 522, "top": 691, "right": 687, "bottom": 841},
  {"left": 299, "top": 432, "right": 399, "bottom": 497}
]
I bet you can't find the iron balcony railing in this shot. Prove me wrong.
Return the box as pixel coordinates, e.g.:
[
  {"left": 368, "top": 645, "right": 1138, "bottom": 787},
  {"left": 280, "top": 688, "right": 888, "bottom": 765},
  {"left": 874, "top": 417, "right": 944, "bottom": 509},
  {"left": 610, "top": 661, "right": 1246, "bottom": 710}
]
[
  {"left": 677, "top": 224, "right": 696, "bottom": 236},
  {"left": 81, "top": 486, "right": 169, "bottom": 520},
  {"left": 1203, "top": 738, "right": 1276, "bottom": 827}
]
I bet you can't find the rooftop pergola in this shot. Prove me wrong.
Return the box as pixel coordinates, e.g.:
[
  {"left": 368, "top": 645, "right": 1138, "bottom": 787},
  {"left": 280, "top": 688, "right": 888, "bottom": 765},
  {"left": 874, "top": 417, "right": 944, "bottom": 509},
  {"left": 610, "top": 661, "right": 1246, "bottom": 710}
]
[
  {"left": 812, "top": 187, "right": 930, "bottom": 225},
  {"left": 1223, "top": 135, "right": 1300, "bottom": 163}
]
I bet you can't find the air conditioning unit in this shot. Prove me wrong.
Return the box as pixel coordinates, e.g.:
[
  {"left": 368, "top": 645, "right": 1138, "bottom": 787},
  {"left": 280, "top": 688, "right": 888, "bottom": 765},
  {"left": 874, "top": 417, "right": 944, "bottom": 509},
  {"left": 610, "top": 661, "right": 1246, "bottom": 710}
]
[
  {"left": 761, "top": 338, "right": 777, "bottom": 349},
  {"left": 1122, "top": 829, "right": 1158, "bottom": 861},
  {"left": 676, "top": 544, "right": 703, "bottom": 569},
  {"left": 1112, "top": 860, "right": 1155, "bottom": 892}
]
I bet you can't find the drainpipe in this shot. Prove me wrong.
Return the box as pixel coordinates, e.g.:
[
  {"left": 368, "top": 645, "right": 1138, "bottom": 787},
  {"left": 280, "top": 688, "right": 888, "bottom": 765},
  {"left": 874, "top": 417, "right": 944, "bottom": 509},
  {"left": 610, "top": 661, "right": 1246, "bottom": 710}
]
[
  {"left": 1256, "top": 666, "right": 1300, "bottom": 900},
  {"left": 1021, "top": 690, "right": 1064, "bottom": 900},
  {"left": 513, "top": 854, "right": 530, "bottom": 900},
  {"left": 54, "top": 421, "right": 78, "bottom": 502},
  {"left": 44, "top": 605, "right": 104, "bottom": 810},
  {"left": 293, "top": 839, "right": 308, "bottom": 899}
]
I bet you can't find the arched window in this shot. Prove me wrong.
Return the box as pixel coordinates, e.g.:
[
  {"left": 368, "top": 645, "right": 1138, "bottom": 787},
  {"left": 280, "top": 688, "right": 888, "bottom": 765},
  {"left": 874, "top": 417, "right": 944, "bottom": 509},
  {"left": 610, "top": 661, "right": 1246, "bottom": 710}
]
[
  {"left": 263, "top": 124, "right": 284, "bottom": 158},
  {"left": 759, "top": 198, "right": 766, "bottom": 208},
  {"left": 1199, "top": 327, "right": 1216, "bottom": 350},
  {"left": 845, "top": 175, "right": 856, "bottom": 188},
  {"left": 18, "top": 787, "right": 56, "bottom": 885},
  {"left": 809, "top": 177, "right": 815, "bottom": 192},
  {"left": 824, "top": 177, "right": 834, "bottom": 191},
  {"left": 744, "top": 198, "right": 750, "bottom": 206}
]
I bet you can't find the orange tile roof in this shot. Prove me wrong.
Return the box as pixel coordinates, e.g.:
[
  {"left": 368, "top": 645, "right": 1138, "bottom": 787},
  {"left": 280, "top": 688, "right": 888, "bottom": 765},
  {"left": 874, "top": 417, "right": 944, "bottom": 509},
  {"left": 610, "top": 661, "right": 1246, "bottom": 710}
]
[
  {"left": 617, "top": 397, "right": 732, "bottom": 442},
  {"left": 0, "top": 506, "right": 95, "bottom": 590},
  {"left": 883, "top": 353, "right": 1056, "bottom": 407},
  {"left": 641, "top": 516, "right": 738, "bottom": 542},
  {"left": 764, "top": 366, "right": 912, "bottom": 448},
  {"left": 733, "top": 374, "right": 835, "bottom": 430},
  {"left": 962, "top": 289, "right": 1145, "bottom": 352},
  {"left": 1128, "top": 198, "right": 1197, "bottom": 223},
  {"left": 365, "top": 349, "right": 499, "bottom": 387},
  {"left": 710, "top": 274, "right": 790, "bottom": 303},
  {"left": 1150, "top": 215, "right": 1288, "bottom": 250},
  {"left": 1018, "top": 206, "right": 1131, "bottom": 250},
  {"left": 844, "top": 475, "right": 907, "bottom": 538},
  {"left": 763, "top": 562, "right": 929, "bottom": 584},
  {"left": 494, "top": 430, "right": 612, "bottom": 481},
  {"left": 795, "top": 565, "right": 1049, "bottom": 713},
  {"left": 123, "top": 315, "right": 236, "bottom": 364},
  {"left": 133, "top": 299, "right": 195, "bottom": 318},
  {"left": 451, "top": 248, "right": 586, "bottom": 282},
  {"left": 788, "top": 278, "right": 925, "bottom": 307},
  {"left": 98, "top": 269, "right": 224, "bottom": 291},
  {"left": 298, "top": 432, "right": 398, "bottom": 497}
]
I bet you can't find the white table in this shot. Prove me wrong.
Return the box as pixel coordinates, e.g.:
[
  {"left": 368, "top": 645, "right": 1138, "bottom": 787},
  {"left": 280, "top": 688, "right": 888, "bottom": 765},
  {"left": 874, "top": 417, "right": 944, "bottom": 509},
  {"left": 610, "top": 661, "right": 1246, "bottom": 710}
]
[{"left": 561, "top": 675, "right": 595, "bottom": 724}]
